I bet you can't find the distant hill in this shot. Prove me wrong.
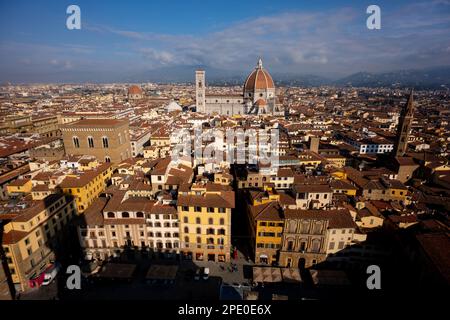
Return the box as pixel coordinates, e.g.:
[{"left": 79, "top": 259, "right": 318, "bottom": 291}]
[
  {"left": 123, "top": 65, "right": 450, "bottom": 89},
  {"left": 334, "top": 66, "right": 450, "bottom": 89},
  {"left": 7, "top": 64, "right": 449, "bottom": 88}
]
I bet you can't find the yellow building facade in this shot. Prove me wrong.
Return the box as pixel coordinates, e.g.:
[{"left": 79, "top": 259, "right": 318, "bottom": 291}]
[
  {"left": 60, "top": 163, "right": 113, "bottom": 214},
  {"left": 177, "top": 184, "right": 234, "bottom": 262},
  {"left": 2, "top": 194, "right": 76, "bottom": 292}
]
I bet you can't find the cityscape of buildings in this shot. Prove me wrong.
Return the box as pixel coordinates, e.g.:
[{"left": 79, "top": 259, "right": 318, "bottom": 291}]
[
  {"left": 0, "top": 58, "right": 449, "bottom": 301},
  {"left": 0, "top": 0, "right": 449, "bottom": 305}
]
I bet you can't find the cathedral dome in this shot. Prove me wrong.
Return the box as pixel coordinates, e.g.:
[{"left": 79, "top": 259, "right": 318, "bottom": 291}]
[
  {"left": 244, "top": 58, "right": 275, "bottom": 91},
  {"left": 128, "top": 85, "right": 142, "bottom": 95}
]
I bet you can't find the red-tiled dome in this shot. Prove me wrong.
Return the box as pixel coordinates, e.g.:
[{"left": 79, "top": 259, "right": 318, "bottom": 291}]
[
  {"left": 244, "top": 59, "right": 275, "bottom": 91},
  {"left": 128, "top": 85, "right": 142, "bottom": 95}
]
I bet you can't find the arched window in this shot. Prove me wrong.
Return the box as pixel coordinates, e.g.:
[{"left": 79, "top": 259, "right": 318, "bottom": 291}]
[
  {"left": 73, "top": 136, "right": 80, "bottom": 148},
  {"left": 105, "top": 156, "right": 111, "bottom": 163},
  {"left": 136, "top": 212, "right": 144, "bottom": 218},
  {"left": 208, "top": 218, "right": 213, "bottom": 225},
  {"left": 196, "top": 227, "right": 201, "bottom": 234},
  {"left": 122, "top": 212, "right": 130, "bottom": 218},
  {"left": 219, "top": 218, "right": 225, "bottom": 225},
  {"left": 107, "top": 212, "right": 115, "bottom": 218},
  {"left": 184, "top": 227, "right": 189, "bottom": 233},
  {"left": 87, "top": 136, "right": 94, "bottom": 148},
  {"left": 184, "top": 236, "right": 189, "bottom": 243},
  {"left": 196, "top": 237, "right": 201, "bottom": 244},
  {"left": 102, "top": 136, "right": 109, "bottom": 148}
]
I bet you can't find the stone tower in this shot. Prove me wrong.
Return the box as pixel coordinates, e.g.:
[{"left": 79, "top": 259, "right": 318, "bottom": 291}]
[
  {"left": 195, "top": 70, "right": 206, "bottom": 113},
  {"left": 394, "top": 90, "right": 415, "bottom": 157},
  {"left": 309, "top": 136, "right": 320, "bottom": 153}
]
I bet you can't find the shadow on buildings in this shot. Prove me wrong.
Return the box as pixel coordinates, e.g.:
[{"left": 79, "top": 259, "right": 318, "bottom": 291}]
[{"left": 0, "top": 222, "right": 16, "bottom": 299}]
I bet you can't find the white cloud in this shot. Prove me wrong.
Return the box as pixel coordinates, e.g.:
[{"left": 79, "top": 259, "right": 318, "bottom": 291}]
[{"left": 91, "top": 5, "right": 449, "bottom": 75}]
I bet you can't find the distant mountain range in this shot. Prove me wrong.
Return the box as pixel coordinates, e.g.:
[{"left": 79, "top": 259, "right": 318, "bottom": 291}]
[
  {"left": 3, "top": 65, "right": 450, "bottom": 89},
  {"left": 334, "top": 67, "right": 450, "bottom": 89},
  {"left": 124, "top": 65, "right": 450, "bottom": 89}
]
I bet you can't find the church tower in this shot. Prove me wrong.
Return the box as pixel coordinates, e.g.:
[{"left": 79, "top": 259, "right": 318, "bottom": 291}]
[
  {"left": 195, "top": 70, "right": 206, "bottom": 113},
  {"left": 393, "top": 90, "right": 415, "bottom": 157}
]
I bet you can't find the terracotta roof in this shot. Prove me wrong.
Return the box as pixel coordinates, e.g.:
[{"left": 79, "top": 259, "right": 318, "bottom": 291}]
[
  {"left": 150, "top": 204, "right": 177, "bottom": 215},
  {"left": 13, "top": 194, "right": 68, "bottom": 222},
  {"left": 103, "top": 192, "right": 155, "bottom": 213},
  {"left": 59, "top": 163, "right": 112, "bottom": 188},
  {"left": 279, "top": 193, "right": 296, "bottom": 206},
  {"left": 388, "top": 215, "right": 418, "bottom": 224},
  {"left": 328, "top": 210, "right": 358, "bottom": 229},
  {"left": 293, "top": 184, "right": 332, "bottom": 193},
  {"left": 61, "top": 119, "right": 128, "bottom": 128},
  {"left": 0, "top": 164, "right": 30, "bottom": 185},
  {"left": 284, "top": 209, "right": 356, "bottom": 229},
  {"left": 277, "top": 168, "right": 294, "bottom": 178},
  {"left": 32, "top": 184, "right": 51, "bottom": 192},
  {"left": 2, "top": 229, "right": 29, "bottom": 245},
  {"left": 244, "top": 67, "right": 275, "bottom": 91},
  {"left": 330, "top": 179, "right": 358, "bottom": 190},
  {"left": 8, "top": 178, "right": 30, "bottom": 187},
  {"left": 250, "top": 201, "right": 284, "bottom": 221},
  {"left": 177, "top": 191, "right": 235, "bottom": 208},
  {"left": 284, "top": 208, "right": 331, "bottom": 220},
  {"left": 82, "top": 197, "right": 108, "bottom": 226},
  {"left": 128, "top": 85, "right": 142, "bottom": 95}
]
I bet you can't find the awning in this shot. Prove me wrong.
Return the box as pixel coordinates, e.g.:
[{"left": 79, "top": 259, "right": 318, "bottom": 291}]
[
  {"left": 281, "top": 268, "right": 303, "bottom": 283},
  {"left": 253, "top": 267, "right": 282, "bottom": 283}
]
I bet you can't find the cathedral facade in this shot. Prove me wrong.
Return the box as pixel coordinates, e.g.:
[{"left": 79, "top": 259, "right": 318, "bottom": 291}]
[{"left": 195, "top": 58, "right": 283, "bottom": 116}]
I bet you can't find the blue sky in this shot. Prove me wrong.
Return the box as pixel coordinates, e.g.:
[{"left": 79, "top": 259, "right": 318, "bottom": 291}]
[{"left": 0, "top": 0, "right": 449, "bottom": 82}]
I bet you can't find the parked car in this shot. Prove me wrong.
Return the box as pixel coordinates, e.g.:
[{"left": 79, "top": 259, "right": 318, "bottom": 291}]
[
  {"left": 203, "top": 267, "right": 210, "bottom": 280},
  {"left": 42, "top": 263, "right": 61, "bottom": 286}
]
